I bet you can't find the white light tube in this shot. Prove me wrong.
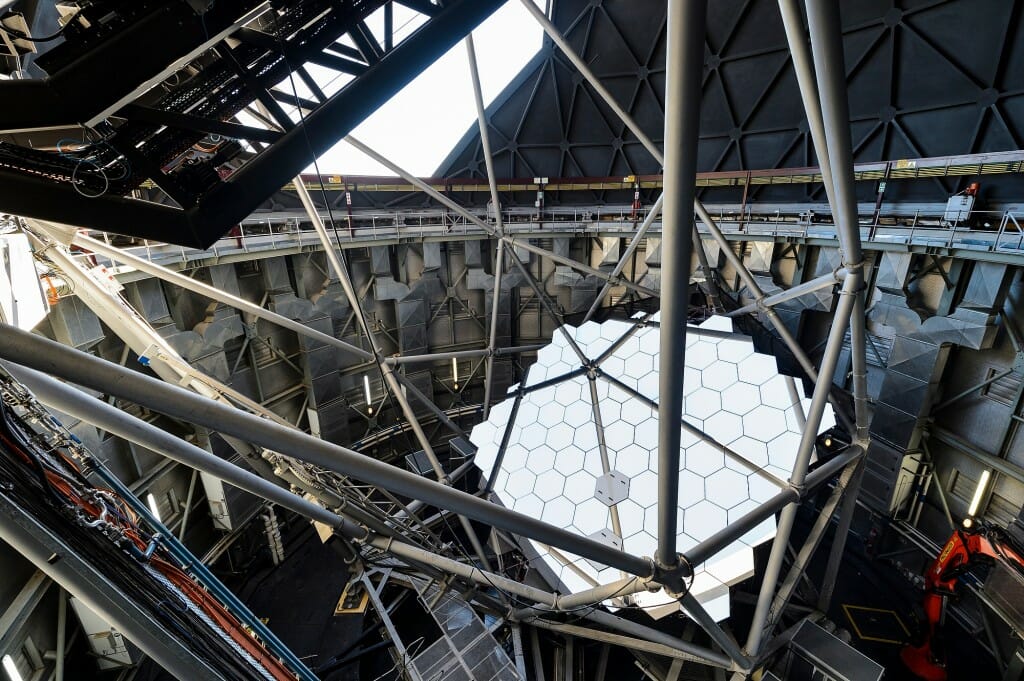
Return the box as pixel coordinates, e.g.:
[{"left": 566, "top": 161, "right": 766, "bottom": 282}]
[
  {"left": 3, "top": 654, "right": 24, "bottom": 681},
  {"left": 146, "top": 493, "right": 162, "bottom": 523},
  {"left": 967, "top": 469, "right": 992, "bottom": 517}
]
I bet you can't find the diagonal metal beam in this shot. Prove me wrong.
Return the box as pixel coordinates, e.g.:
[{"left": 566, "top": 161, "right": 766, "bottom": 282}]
[
  {"left": 343, "top": 135, "right": 595, "bottom": 365},
  {"left": 295, "top": 180, "right": 447, "bottom": 478},
  {"left": 743, "top": 274, "right": 859, "bottom": 655},
  {"left": 726, "top": 268, "right": 847, "bottom": 317},
  {"left": 582, "top": 193, "right": 665, "bottom": 323},
  {"left": 466, "top": 34, "right": 509, "bottom": 420},
  {"left": 343, "top": 135, "right": 657, "bottom": 299},
  {"left": 0, "top": 323, "right": 660, "bottom": 580},
  {"left": 294, "top": 180, "right": 499, "bottom": 572},
  {"left": 67, "top": 231, "right": 374, "bottom": 361}
]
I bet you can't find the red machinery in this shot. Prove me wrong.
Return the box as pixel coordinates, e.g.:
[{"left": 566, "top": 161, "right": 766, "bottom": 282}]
[{"left": 902, "top": 519, "right": 1024, "bottom": 680}]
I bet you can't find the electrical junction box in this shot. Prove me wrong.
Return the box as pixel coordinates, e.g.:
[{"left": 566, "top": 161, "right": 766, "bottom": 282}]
[
  {"left": 943, "top": 194, "right": 975, "bottom": 224},
  {"left": 69, "top": 598, "right": 133, "bottom": 671}
]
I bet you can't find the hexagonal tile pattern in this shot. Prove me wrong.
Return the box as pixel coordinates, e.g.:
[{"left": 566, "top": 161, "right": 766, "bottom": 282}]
[{"left": 469, "top": 315, "right": 835, "bottom": 622}]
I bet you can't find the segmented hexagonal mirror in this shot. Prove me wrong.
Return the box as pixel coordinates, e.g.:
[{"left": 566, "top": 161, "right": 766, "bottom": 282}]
[{"left": 471, "top": 314, "right": 834, "bottom": 621}]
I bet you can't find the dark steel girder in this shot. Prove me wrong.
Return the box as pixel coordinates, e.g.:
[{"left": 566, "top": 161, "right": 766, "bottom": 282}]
[
  {"left": 0, "top": 1, "right": 266, "bottom": 132},
  {"left": 0, "top": 0, "right": 508, "bottom": 248}
]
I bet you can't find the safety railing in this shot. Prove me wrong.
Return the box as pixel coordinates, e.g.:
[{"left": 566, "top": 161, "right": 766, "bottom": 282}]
[{"left": 73, "top": 203, "right": 1024, "bottom": 272}]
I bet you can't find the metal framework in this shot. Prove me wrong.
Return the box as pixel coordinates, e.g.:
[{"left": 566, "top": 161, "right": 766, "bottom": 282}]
[{"left": 0, "top": 1, "right": 887, "bottom": 678}]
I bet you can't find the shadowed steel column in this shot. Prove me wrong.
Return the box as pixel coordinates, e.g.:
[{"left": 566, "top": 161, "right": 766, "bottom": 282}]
[
  {"left": 805, "top": 0, "right": 872, "bottom": 613},
  {"left": 657, "top": 0, "right": 706, "bottom": 569}
]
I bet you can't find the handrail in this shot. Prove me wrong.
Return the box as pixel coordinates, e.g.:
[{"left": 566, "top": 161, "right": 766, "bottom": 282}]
[{"left": 72, "top": 203, "right": 1024, "bottom": 277}]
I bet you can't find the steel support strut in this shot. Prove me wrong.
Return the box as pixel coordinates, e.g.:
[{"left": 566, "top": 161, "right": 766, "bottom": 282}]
[
  {"left": 0, "top": 323, "right": 657, "bottom": 579},
  {"left": 466, "top": 34, "right": 508, "bottom": 420},
  {"left": 801, "top": 0, "right": 872, "bottom": 615},
  {"left": 656, "top": 0, "right": 706, "bottom": 571},
  {"left": 66, "top": 231, "right": 374, "bottom": 361},
  {"left": 744, "top": 275, "right": 860, "bottom": 656},
  {"left": 294, "top": 179, "right": 500, "bottom": 572},
  {"left": 1, "top": 361, "right": 656, "bottom": 612},
  {"left": 582, "top": 194, "right": 665, "bottom": 323}
]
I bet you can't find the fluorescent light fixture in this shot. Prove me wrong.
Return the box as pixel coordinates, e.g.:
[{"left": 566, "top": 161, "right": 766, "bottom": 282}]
[
  {"left": 363, "top": 375, "right": 373, "bottom": 415},
  {"left": 452, "top": 358, "right": 459, "bottom": 389},
  {"left": 967, "top": 469, "right": 992, "bottom": 517},
  {"left": 146, "top": 493, "right": 162, "bottom": 523},
  {"left": 2, "top": 654, "right": 23, "bottom": 681}
]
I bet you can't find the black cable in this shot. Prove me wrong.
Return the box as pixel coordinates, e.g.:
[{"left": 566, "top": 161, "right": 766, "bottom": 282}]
[
  {"left": 0, "top": 20, "right": 70, "bottom": 43},
  {"left": 0, "top": 393, "right": 272, "bottom": 679}
]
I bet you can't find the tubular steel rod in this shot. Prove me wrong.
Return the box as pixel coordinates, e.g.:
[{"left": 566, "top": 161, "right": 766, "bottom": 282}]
[
  {"left": 385, "top": 348, "right": 491, "bottom": 364},
  {"left": 387, "top": 370, "right": 467, "bottom": 439},
  {"left": 0, "top": 324, "right": 657, "bottom": 580},
  {"left": 343, "top": 135, "right": 658, "bottom": 300},
  {"left": 68, "top": 231, "right": 374, "bottom": 361},
  {"left": 3, "top": 363, "right": 366, "bottom": 530},
  {"left": 804, "top": 0, "right": 863, "bottom": 270},
  {"left": 344, "top": 134, "right": 595, "bottom": 365},
  {"left": 483, "top": 241, "right": 506, "bottom": 418},
  {"left": 761, "top": 461, "right": 859, "bottom": 637},
  {"left": 582, "top": 193, "right": 665, "bottom": 323},
  {"left": 785, "top": 375, "right": 808, "bottom": 432},
  {"left": 494, "top": 343, "right": 546, "bottom": 356},
  {"left": 300, "top": 180, "right": 497, "bottom": 569},
  {"left": 803, "top": 0, "right": 870, "bottom": 441},
  {"left": 467, "top": 33, "right": 509, "bottom": 420},
  {"left": 744, "top": 275, "right": 860, "bottom": 655},
  {"left": 932, "top": 367, "right": 1015, "bottom": 412},
  {"left": 504, "top": 235, "right": 660, "bottom": 298},
  {"left": 777, "top": 0, "right": 839, "bottom": 216},
  {"left": 588, "top": 376, "right": 623, "bottom": 538},
  {"left": 4, "top": 363, "right": 654, "bottom": 612},
  {"left": 294, "top": 179, "right": 448, "bottom": 482},
  {"left": 382, "top": 344, "right": 543, "bottom": 365},
  {"left": 521, "top": 618, "right": 724, "bottom": 666},
  {"left": 678, "top": 591, "right": 749, "bottom": 669},
  {"left": 927, "top": 426, "right": 1024, "bottom": 486},
  {"left": 519, "top": 0, "right": 728, "bottom": 335},
  {"left": 656, "top": 0, "right": 706, "bottom": 570},
  {"left": 581, "top": 609, "right": 735, "bottom": 670},
  {"left": 516, "top": 1, "right": 661, "bottom": 159},
  {"left": 466, "top": 36, "right": 504, "bottom": 237},
  {"left": 801, "top": 0, "right": 874, "bottom": 621},
  {"left": 815, "top": 458, "right": 865, "bottom": 612},
  {"left": 725, "top": 268, "right": 846, "bottom": 317}
]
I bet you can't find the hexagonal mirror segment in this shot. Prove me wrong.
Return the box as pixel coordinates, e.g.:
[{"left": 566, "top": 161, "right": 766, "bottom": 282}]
[{"left": 470, "top": 315, "right": 835, "bottom": 622}]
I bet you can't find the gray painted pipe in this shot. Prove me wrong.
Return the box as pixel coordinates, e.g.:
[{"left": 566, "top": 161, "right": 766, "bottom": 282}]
[
  {"left": 583, "top": 194, "right": 666, "bottom": 324},
  {"left": 744, "top": 276, "right": 860, "bottom": 655},
  {"left": 72, "top": 233, "right": 374, "bottom": 362},
  {"left": 3, "top": 362, "right": 354, "bottom": 531},
  {"left": 7, "top": 362, "right": 426, "bottom": 544},
  {"left": 4, "top": 362, "right": 607, "bottom": 609},
  {"left": 0, "top": 324, "right": 656, "bottom": 580},
  {"left": 656, "top": 0, "right": 707, "bottom": 569}
]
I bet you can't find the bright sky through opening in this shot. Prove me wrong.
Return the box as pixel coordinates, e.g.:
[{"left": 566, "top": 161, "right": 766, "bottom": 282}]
[{"left": 314, "top": 2, "right": 541, "bottom": 177}]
